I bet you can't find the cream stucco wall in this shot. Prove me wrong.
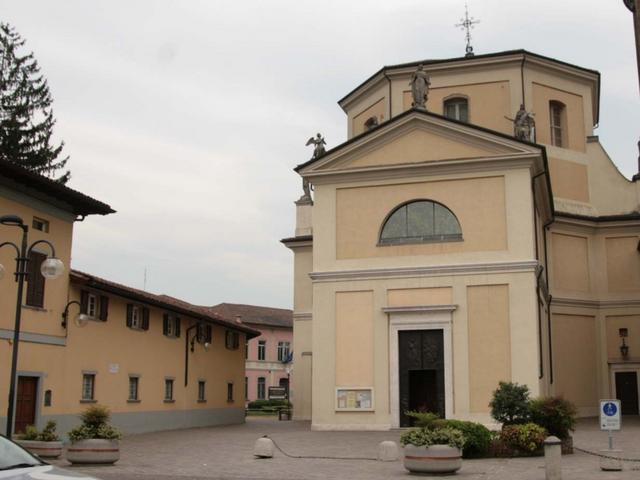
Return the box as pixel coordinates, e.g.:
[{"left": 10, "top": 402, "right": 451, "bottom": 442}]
[{"left": 467, "top": 284, "right": 511, "bottom": 414}]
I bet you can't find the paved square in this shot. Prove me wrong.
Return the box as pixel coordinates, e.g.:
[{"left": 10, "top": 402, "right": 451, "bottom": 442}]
[{"left": 52, "top": 417, "right": 640, "bottom": 479}]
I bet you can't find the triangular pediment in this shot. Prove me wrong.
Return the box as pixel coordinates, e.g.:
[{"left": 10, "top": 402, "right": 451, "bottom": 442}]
[{"left": 299, "top": 111, "right": 541, "bottom": 174}]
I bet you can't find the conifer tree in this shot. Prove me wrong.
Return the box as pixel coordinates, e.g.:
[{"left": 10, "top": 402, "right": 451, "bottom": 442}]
[{"left": 0, "top": 22, "right": 70, "bottom": 183}]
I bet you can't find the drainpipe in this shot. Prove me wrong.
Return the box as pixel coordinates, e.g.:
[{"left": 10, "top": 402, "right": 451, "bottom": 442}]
[{"left": 532, "top": 171, "right": 545, "bottom": 380}]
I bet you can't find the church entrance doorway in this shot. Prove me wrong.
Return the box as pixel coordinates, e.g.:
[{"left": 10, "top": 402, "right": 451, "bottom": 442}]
[
  {"left": 399, "top": 329, "right": 445, "bottom": 427},
  {"left": 615, "top": 371, "right": 639, "bottom": 415}
]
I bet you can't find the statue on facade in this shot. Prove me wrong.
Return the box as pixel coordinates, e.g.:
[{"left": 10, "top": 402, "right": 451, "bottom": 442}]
[
  {"left": 511, "top": 104, "right": 536, "bottom": 142},
  {"left": 306, "top": 133, "right": 326, "bottom": 159},
  {"left": 410, "top": 64, "right": 431, "bottom": 109},
  {"left": 299, "top": 178, "right": 313, "bottom": 202}
]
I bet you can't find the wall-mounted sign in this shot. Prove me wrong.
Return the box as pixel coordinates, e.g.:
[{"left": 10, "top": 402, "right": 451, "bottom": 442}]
[
  {"left": 600, "top": 399, "right": 621, "bottom": 431},
  {"left": 108, "top": 363, "right": 119, "bottom": 374},
  {"left": 335, "top": 387, "right": 374, "bottom": 411}
]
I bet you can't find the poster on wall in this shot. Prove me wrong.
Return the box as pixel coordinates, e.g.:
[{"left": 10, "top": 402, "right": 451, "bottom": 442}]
[{"left": 335, "top": 387, "right": 374, "bottom": 411}]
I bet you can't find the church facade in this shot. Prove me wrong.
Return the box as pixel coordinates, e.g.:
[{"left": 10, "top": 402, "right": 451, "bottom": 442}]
[{"left": 283, "top": 50, "right": 640, "bottom": 430}]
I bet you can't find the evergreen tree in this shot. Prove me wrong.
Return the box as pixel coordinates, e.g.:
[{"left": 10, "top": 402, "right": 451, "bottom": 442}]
[{"left": 0, "top": 22, "right": 70, "bottom": 183}]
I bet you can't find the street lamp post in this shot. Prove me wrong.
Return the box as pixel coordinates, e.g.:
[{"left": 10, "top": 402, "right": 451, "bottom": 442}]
[{"left": 0, "top": 214, "right": 64, "bottom": 438}]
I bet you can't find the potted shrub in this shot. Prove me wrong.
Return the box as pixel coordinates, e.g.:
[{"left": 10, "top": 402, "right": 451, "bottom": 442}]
[
  {"left": 15, "top": 420, "right": 63, "bottom": 459},
  {"left": 401, "top": 426, "right": 465, "bottom": 474},
  {"left": 529, "top": 396, "right": 577, "bottom": 454},
  {"left": 66, "top": 405, "right": 122, "bottom": 464}
]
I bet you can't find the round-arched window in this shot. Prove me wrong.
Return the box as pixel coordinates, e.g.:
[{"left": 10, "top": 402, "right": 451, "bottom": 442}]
[{"left": 379, "top": 200, "right": 462, "bottom": 245}]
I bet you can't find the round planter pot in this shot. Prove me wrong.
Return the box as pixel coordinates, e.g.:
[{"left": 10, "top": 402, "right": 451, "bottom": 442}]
[
  {"left": 16, "top": 439, "right": 63, "bottom": 459},
  {"left": 403, "top": 444, "right": 462, "bottom": 474},
  {"left": 66, "top": 439, "right": 120, "bottom": 465}
]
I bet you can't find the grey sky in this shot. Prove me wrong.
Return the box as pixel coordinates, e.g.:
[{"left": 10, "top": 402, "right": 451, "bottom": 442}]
[{"left": 3, "top": 0, "right": 639, "bottom": 309}]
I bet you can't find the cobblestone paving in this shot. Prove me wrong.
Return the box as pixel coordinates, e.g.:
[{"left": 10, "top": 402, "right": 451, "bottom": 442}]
[{"left": 52, "top": 416, "right": 640, "bottom": 480}]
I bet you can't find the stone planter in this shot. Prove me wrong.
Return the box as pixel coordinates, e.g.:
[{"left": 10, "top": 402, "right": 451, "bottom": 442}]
[
  {"left": 66, "top": 439, "right": 120, "bottom": 464},
  {"left": 403, "top": 444, "right": 462, "bottom": 474},
  {"left": 15, "top": 439, "right": 63, "bottom": 459}
]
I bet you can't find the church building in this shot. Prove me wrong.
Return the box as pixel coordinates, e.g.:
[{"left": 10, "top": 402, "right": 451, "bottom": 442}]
[{"left": 282, "top": 49, "right": 640, "bottom": 430}]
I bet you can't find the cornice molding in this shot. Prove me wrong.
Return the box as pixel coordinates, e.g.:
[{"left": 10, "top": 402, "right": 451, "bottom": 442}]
[
  {"left": 310, "top": 260, "right": 539, "bottom": 283},
  {"left": 551, "top": 297, "right": 640, "bottom": 309},
  {"left": 382, "top": 304, "right": 458, "bottom": 314}
]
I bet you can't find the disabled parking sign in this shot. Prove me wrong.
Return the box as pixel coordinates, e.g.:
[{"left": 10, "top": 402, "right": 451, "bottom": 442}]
[{"left": 600, "top": 399, "right": 621, "bottom": 431}]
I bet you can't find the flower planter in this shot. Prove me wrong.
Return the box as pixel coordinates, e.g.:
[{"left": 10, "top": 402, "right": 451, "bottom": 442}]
[
  {"left": 403, "top": 444, "right": 462, "bottom": 474},
  {"left": 16, "top": 439, "right": 63, "bottom": 459},
  {"left": 66, "top": 439, "right": 120, "bottom": 464},
  {"left": 561, "top": 436, "right": 573, "bottom": 455}
]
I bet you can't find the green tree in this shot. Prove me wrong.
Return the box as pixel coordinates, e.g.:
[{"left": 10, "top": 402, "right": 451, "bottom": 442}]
[{"left": 0, "top": 22, "right": 70, "bottom": 183}]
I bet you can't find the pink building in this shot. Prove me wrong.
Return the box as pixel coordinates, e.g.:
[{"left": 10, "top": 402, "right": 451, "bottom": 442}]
[{"left": 209, "top": 303, "right": 293, "bottom": 403}]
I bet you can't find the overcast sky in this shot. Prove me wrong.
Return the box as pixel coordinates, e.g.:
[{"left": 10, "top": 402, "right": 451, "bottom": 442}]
[{"left": 3, "top": 0, "right": 639, "bottom": 309}]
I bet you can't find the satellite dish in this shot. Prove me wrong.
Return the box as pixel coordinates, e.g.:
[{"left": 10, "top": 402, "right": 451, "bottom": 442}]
[{"left": 74, "top": 314, "right": 89, "bottom": 328}]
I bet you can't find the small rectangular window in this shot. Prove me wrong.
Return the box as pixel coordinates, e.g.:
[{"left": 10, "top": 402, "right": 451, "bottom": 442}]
[
  {"left": 127, "top": 304, "right": 149, "bottom": 330},
  {"left": 258, "top": 340, "right": 266, "bottom": 361},
  {"left": 549, "top": 101, "right": 564, "bottom": 147},
  {"left": 128, "top": 376, "right": 139, "bottom": 401},
  {"left": 198, "top": 381, "right": 206, "bottom": 401},
  {"left": 227, "top": 382, "right": 234, "bottom": 402},
  {"left": 225, "top": 330, "right": 239, "bottom": 350},
  {"left": 277, "top": 341, "right": 291, "bottom": 362},
  {"left": 32, "top": 217, "right": 49, "bottom": 233},
  {"left": 257, "top": 377, "right": 266, "bottom": 400},
  {"left": 87, "top": 293, "right": 97, "bottom": 318},
  {"left": 82, "top": 374, "right": 95, "bottom": 400},
  {"left": 163, "top": 314, "right": 181, "bottom": 338},
  {"left": 244, "top": 377, "right": 248, "bottom": 399},
  {"left": 81, "top": 291, "right": 109, "bottom": 321},
  {"left": 164, "top": 379, "right": 174, "bottom": 401}
]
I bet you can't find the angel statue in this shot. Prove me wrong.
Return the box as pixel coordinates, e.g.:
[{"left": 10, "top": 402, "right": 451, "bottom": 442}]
[
  {"left": 410, "top": 64, "right": 431, "bottom": 109},
  {"left": 306, "top": 133, "right": 326, "bottom": 159}
]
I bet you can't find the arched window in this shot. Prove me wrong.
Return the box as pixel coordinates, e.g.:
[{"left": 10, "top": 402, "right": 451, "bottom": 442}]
[
  {"left": 549, "top": 101, "right": 565, "bottom": 147},
  {"left": 379, "top": 200, "right": 462, "bottom": 245},
  {"left": 443, "top": 97, "right": 469, "bottom": 122}
]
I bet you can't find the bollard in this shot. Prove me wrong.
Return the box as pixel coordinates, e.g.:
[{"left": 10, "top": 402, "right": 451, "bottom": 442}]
[
  {"left": 377, "top": 441, "right": 399, "bottom": 461},
  {"left": 254, "top": 436, "right": 275, "bottom": 458},
  {"left": 544, "top": 436, "right": 562, "bottom": 480}
]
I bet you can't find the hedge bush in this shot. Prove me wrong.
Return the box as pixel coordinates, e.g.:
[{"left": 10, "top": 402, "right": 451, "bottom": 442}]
[
  {"left": 489, "top": 382, "right": 531, "bottom": 425},
  {"left": 247, "top": 399, "right": 289, "bottom": 410},
  {"left": 400, "top": 426, "right": 465, "bottom": 450},
  {"left": 529, "top": 396, "right": 577, "bottom": 439},
  {"left": 499, "top": 423, "right": 546, "bottom": 454},
  {"left": 444, "top": 419, "right": 492, "bottom": 458},
  {"left": 404, "top": 411, "right": 491, "bottom": 458}
]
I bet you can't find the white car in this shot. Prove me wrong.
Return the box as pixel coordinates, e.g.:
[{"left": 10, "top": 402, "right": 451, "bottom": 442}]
[{"left": 0, "top": 435, "right": 100, "bottom": 479}]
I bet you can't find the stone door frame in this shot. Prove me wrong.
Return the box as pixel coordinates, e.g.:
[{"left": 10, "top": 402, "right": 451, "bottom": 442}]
[{"left": 385, "top": 305, "right": 457, "bottom": 429}]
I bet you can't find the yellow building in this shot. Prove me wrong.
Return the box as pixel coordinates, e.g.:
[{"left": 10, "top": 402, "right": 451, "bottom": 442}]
[
  {"left": 0, "top": 159, "right": 259, "bottom": 435},
  {"left": 283, "top": 49, "right": 640, "bottom": 430}
]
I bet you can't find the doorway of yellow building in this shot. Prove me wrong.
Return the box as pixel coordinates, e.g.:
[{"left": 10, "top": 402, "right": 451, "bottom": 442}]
[{"left": 15, "top": 376, "right": 38, "bottom": 434}]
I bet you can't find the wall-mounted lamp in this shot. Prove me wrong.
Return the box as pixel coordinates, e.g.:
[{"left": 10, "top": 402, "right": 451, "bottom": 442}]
[
  {"left": 61, "top": 300, "right": 90, "bottom": 329},
  {"left": 619, "top": 328, "right": 630, "bottom": 359}
]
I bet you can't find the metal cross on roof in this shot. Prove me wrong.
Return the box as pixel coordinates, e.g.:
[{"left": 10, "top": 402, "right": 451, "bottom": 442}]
[{"left": 455, "top": 2, "right": 480, "bottom": 57}]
